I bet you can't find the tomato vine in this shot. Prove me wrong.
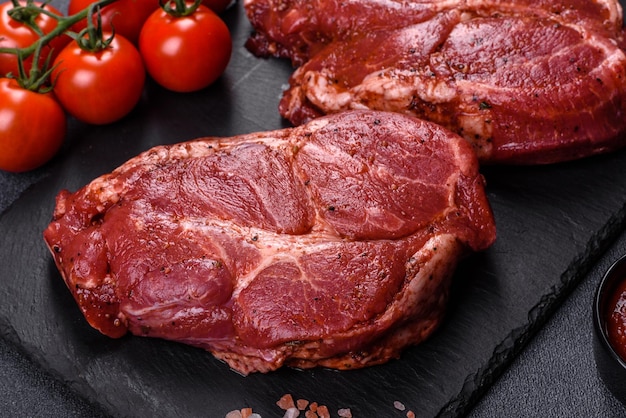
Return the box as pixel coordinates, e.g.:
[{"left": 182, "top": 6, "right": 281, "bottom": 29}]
[
  {"left": 160, "top": 0, "right": 203, "bottom": 17},
  {"left": 0, "top": 0, "right": 233, "bottom": 171},
  {"left": 0, "top": 0, "right": 119, "bottom": 90}
]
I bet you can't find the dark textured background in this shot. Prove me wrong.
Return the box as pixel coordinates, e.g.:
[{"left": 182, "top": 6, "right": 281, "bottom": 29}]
[{"left": 2, "top": 0, "right": 626, "bottom": 416}]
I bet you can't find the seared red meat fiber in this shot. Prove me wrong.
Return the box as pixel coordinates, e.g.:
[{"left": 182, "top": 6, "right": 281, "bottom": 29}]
[
  {"left": 43, "top": 111, "right": 496, "bottom": 375},
  {"left": 245, "top": 0, "right": 626, "bottom": 164}
]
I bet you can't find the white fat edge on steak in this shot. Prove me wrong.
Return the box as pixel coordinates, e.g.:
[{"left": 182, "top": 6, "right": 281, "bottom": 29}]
[
  {"left": 70, "top": 133, "right": 292, "bottom": 212},
  {"left": 297, "top": 71, "right": 356, "bottom": 112},
  {"left": 583, "top": 27, "right": 626, "bottom": 83},
  {"left": 296, "top": 66, "right": 496, "bottom": 158}
]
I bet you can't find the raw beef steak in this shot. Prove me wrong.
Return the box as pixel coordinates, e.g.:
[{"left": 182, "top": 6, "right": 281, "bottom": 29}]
[
  {"left": 43, "top": 110, "right": 496, "bottom": 374},
  {"left": 245, "top": 0, "right": 626, "bottom": 164}
]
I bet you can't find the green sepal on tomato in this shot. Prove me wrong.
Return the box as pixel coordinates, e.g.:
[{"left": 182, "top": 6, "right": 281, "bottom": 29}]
[
  {"left": 67, "top": 0, "right": 159, "bottom": 45},
  {"left": 139, "top": 2, "right": 232, "bottom": 93},
  {"left": 67, "top": 0, "right": 233, "bottom": 46},
  {"left": 0, "top": 1, "right": 70, "bottom": 77},
  {"left": 0, "top": 78, "right": 67, "bottom": 173},
  {"left": 52, "top": 34, "right": 146, "bottom": 125}
]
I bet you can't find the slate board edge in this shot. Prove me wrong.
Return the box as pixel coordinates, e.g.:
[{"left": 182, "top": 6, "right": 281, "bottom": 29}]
[
  {"left": 2, "top": 171, "right": 626, "bottom": 418},
  {"left": 0, "top": 170, "right": 112, "bottom": 418},
  {"left": 0, "top": 324, "right": 110, "bottom": 417},
  {"left": 439, "top": 200, "right": 626, "bottom": 417}
]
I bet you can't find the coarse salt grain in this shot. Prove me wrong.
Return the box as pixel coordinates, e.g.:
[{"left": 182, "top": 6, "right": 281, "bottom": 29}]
[
  {"left": 316, "top": 405, "right": 330, "bottom": 418},
  {"left": 337, "top": 408, "right": 353, "bottom": 418},
  {"left": 282, "top": 407, "right": 299, "bottom": 418},
  {"left": 407, "top": 411, "right": 416, "bottom": 418},
  {"left": 225, "top": 411, "right": 242, "bottom": 418},
  {"left": 394, "top": 401, "right": 406, "bottom": 411},
  {"left": 277, "top": 394, "right": 296, "bottom": 410},
  {"left": 275, "top": 393, "right": 340, "bottom": 418}
]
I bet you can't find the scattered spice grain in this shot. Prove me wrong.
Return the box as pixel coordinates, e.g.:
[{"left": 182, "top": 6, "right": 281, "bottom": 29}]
[
  {"left": 277, "top": 394, "right": 296, "bottom": 410},
  {"left": 297, "top": 399, "right": 309, "bottom": 410},
  {"left": 394, "top": 401, "right": 406, "bottom": 411},
  {"left": 337, "top": 408, "right": 353, "bottom": 418},
  {"left": 283, "top": 407, "right": 299, "bottom": 418},
  {"left": 316, "top": 405, "right": 330, "bottom": 418}
]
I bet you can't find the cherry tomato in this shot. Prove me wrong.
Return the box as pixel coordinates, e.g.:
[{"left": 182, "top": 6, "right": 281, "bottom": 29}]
[
  {"left": 51, "top": 35, "right": 146, "bottom": 125},
  {"left": 139, "top": 4, "right": 232, "bottom": 92},
  {"left": 68, "top": 0, "right": 159, "bottom": 45},
  {"left": 0, "top": 78, "right": 66, "bottom": 173},
  {"left": 0, "top": 2, "right": 70, "bottom": 77}
]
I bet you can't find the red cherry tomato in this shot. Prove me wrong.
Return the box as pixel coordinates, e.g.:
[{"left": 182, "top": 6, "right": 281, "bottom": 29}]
[
  {"left": 68, "top": 0, "right": 159, "bottom": 45},
  {"left": 0, "top": 2, "right": 70, "bottom": 77},
  {"left": 51, "top": 35, "right": 146, "bottom": 125},
  {"left": 139, "top": 4, "right": 232, "bottom": 93},
  {"left": 0, "top": 78, "right": 66, "bottom": 173}
]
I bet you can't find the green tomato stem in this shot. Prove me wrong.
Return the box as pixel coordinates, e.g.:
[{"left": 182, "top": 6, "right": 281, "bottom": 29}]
[
  {"left": 0, "top": 0, "right": 120, "bottom": 91},
  {"left": 2, "top": 0, "right": 119, "bottom": 58},
  {"left": 161, "top": 0, "right": 202, "bottom": 17},
  {"left": 8, "top": 0, "right": 45, "bottom": 37},
  {"left": 75, "top": 4, "right": 116, "bottom": 52}
]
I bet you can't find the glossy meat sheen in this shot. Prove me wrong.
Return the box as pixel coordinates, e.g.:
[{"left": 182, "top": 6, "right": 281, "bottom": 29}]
[
  {"left": 245, "top": 0, "right": 626, "bottom": 164},
  {"left": 43, "top": 111, "right": 496, "bottom": 374}
]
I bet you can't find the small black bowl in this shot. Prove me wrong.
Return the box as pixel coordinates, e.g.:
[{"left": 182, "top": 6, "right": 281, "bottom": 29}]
[{"left": 593, "top": 254, "right": 626, "bottom": 406}]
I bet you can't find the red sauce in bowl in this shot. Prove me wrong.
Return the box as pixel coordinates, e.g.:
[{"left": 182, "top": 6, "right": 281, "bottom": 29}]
[{"left": 607, "top": 278, "right": 626, "bottom": 362}]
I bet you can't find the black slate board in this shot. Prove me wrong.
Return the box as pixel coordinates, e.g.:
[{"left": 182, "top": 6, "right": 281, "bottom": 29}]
[{"left": 2, "top": 1, "right": 626, "bottom": 417}]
